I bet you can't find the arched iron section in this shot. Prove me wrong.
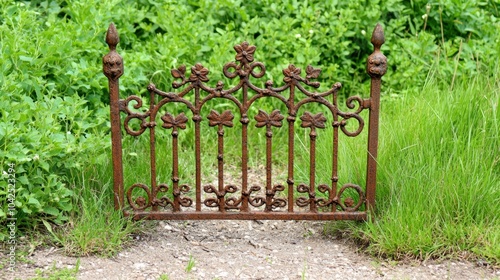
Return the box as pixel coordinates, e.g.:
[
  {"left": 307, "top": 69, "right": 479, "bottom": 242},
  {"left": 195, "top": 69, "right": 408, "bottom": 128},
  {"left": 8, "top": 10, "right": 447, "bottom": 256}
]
[{"left": 103, "top": 23, "right": 387, "bottom": 221}]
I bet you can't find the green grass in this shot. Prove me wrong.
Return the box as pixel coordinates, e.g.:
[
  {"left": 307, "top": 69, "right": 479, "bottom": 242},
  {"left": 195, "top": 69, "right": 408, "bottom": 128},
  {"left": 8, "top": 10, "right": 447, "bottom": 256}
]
[
  {"left": 326, "top": 70, "right": 500, "bottom": 264},
  {"left": 158, "top": 274, "right": 170, "bottom": 280},
  {"left": 185, "top": 254, "right": 196, "bottom": 273},
  {"left": 49, "top": 162, "right": 139, "bottom": 257},
  {"left": 29, "top": 259, "right": 79, "bottom": 280}
]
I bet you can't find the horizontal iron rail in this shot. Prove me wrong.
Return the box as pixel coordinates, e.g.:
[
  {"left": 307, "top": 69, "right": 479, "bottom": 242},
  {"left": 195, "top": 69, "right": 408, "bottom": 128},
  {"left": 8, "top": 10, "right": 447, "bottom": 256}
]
[{"left": 125, "top": 211, "right": 367, "bottom": 221}]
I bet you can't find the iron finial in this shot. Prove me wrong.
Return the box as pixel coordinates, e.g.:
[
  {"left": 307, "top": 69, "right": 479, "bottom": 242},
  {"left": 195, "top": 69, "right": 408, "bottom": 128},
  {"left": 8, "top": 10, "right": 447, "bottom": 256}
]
[
  {"left": 367, "top": 23, "right": 387, "bottom": 78},
  {"left": 106, "top": 23, "right": 120, "bottom": 51},
  {"left": 103, "top": 23, "right": 123, "bottom": 80},
  {"left": 370, "top": 23, "right": 385, "bottom": 51}
]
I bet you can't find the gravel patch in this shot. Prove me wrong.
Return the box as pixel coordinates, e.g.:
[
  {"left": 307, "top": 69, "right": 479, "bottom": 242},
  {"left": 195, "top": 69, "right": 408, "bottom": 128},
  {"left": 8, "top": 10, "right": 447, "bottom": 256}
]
[{"left": 3, "top": 220, "right": 499, "bottom": 280}]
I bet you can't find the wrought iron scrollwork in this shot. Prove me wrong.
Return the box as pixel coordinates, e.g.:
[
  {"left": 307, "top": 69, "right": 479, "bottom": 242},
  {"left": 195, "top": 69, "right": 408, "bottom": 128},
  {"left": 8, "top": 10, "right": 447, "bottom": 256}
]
[
  {"left": 174, "top": 184, "right": 193, "bottom": 208},
  {"left": 296, "top": 183, "right": 316, "bottom": 208},
  {"left": 120, "top": 40, "right": 372, "bottom": 214},
  {"left": 154, "top": 183, "right": 173, "bottom": 208},
  {"left": 316, "top": 184, "right": 338, "bottom": 208},
  {"left": 126, "top": 183, "right": 151, "bottom": 211},
  {"left": 126, "top": 183, "right": 175, "bottom": 211},
  {"left": 106, "top": 22, "right": 385, "bottom": 219},
  {"left": 336, "top": 184, "right": 365, "bottom": 212},
  {"left": 119, "top": 40, "right": 373, "bottom": 215},
  {"left": 266, "top": 184, "right": 287, "bottom": 210},
  {"left": 203, "top": 184, "right": 239, "bottom": 208},
  {"left": 242, "top": 185, "right": 263, "bottom": 207},
  {"left": 336, "top": 96, "right": 366, "bottom": 137},
  {"left": 120, "top": 96, "right": 151, "bottom": 136}
]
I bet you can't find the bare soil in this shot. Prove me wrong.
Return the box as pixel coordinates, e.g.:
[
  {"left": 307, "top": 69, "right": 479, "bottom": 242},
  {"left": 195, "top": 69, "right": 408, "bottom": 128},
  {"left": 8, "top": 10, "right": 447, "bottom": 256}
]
[{"left": 3, "top": 219, "right": 499, "bottom": 280}]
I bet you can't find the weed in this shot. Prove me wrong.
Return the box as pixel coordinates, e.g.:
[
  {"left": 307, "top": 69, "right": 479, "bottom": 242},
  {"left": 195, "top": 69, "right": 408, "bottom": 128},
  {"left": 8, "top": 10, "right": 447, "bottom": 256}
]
[
  {"left": 158, "top": 274, "right": 170, "bottom": 280},
  {"left": 301, "top": 259, "right": 308, "bottom": 280},
  {"left": 185, "top": 255, "right": 196, "bottom": 273},
  {"left": 31, "top": 259, "right": 80, "bottom": 280}
]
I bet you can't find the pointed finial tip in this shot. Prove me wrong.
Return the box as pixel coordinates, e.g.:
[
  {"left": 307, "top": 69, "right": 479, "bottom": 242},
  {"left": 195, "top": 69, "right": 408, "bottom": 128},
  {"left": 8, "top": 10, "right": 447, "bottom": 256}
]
[
  {"left": 371, "top": 23, "right": 385, "bottom": 49},
  {"left": 106, "top": 23, "right": 119, "bottom": 48}
]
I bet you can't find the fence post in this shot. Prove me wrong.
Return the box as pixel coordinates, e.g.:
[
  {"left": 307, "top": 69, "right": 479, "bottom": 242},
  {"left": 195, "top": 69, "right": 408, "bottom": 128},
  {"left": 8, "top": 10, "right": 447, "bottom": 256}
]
[
  {"left": 103, "top": 23, "right": 124, "bottom": 210},
  {"left": 365, "top": 23, "right": 387, "bottom": 219}
]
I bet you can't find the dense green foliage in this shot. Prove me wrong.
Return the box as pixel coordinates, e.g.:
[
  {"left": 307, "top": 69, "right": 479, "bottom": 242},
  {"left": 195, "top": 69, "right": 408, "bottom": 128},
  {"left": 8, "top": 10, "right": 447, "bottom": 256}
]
[{"left": 1, "top": 0, "right": 499, "bottom": 263}]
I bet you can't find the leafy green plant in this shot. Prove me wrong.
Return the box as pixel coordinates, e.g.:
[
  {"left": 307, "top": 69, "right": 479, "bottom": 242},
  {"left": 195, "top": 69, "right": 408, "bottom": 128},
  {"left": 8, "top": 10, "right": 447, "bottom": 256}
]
[
  {"left": 0, "top": 92, "right": 110, "bottom": 234},
  {"left": 0, "top": 1, "right": 111, "bottom": 238}
]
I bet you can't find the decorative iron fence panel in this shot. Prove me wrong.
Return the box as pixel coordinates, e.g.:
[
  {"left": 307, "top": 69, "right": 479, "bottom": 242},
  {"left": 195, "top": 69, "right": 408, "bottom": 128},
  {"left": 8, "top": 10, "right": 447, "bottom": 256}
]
[{"left": 103, "top": 23, "right": 387, "bottom": 221}]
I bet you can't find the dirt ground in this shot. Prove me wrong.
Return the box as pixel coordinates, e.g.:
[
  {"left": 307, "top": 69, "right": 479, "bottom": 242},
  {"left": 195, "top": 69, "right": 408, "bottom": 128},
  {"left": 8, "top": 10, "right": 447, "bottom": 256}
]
[{"left": 3, "top": 219, "right": 499, "bottom": 280}]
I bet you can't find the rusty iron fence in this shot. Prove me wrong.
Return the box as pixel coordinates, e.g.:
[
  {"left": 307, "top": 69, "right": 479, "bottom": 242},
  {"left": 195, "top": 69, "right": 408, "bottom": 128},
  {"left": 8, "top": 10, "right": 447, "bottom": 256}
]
[{"left": 103, "top": 23, "right": 387, "bottom": 221}]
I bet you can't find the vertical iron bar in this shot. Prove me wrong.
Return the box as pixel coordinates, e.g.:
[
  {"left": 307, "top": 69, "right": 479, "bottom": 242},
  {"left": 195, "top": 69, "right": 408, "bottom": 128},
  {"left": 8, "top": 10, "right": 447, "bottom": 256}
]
[
  {"left": 103, "top": 23, "right": 124, "bottom": 211},
  {"left": 194, "top": 88, "right": 202, "bottom": 211},
  {"left": 241, "top": 84, "right": 249, "bottom": 212},
  {"left": 265, "top": 125, "right": 272, "bottom": 211},
  {"left": 150, "top": 89, "right": 158, "bottom": 211},
  {"left": 287, "top": 85, "right": 296, "bottom": 212},
  {"left": 365, "top": 24, "right": 387, "bottom": 219},
  {"left": 309, "top": 127, "right": 317, "bottom": 213},
  {"left": 172, "top": 127, "right": 180, "bottom": 211},
  {"left": 332, "top": 92, "right": 339, "bottom": 212},
  {"left": 217, "top": 124, "right": 225, "bottom": 212},
  {"left": 241, "top": 124, "right": 248, "bottom": 211},
  {"left": 195, "top": 120, "right": 201, "bottom": 211}
]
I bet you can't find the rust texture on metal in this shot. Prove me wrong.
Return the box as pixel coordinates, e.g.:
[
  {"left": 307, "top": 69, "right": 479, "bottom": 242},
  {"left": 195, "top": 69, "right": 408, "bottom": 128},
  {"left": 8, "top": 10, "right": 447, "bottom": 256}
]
[
  {"left": 103, "top": 23, "right": 124, "bottom": 210},
  {"left": 103, "top": 23, "right": 386, "bottom": 221}
]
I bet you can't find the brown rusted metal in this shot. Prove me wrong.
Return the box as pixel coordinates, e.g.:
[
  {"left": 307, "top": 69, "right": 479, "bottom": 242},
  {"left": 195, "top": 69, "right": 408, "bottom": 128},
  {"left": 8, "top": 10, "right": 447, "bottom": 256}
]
[
  {"left": 103, "top": 23, "right": 124, "bottom": 210},
  {"left": 104, "top": 23, "right": 386, "bottom": 221},
  {"left": 366, "top": 23, "right": 387, "bottom": 219}
]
